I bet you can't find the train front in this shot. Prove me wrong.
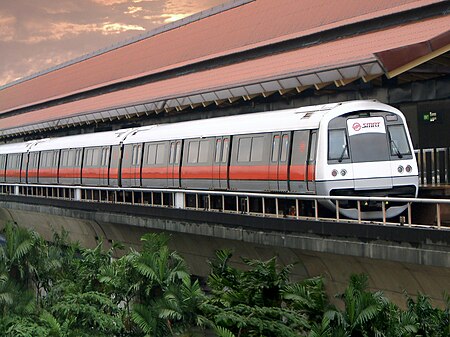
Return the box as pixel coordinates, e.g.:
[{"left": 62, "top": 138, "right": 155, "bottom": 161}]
[{"left": 315, "top": 101, "right": 419, "bottom": 220}]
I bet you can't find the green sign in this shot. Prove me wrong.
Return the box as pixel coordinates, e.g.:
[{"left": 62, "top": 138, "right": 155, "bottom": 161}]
[{"left": 422, "top": 111, "right": 438, "bottom": 123}]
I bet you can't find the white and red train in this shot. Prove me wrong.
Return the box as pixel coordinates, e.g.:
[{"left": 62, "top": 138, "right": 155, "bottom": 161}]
[{"left": 0, "top": 100, "right": 418, "bottom": 219}]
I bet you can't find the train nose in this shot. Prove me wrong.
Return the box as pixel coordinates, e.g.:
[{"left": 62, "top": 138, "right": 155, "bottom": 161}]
[{"left": 352, "top": 162, "right": 393, "bottom": 190}]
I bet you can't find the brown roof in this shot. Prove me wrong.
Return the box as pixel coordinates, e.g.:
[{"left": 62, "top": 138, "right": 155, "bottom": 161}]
[
  {"left": 0, "top": 0, "right": 445, "bottom": 115},
  {"left": 1, "top": 14, "right": 448, "bottom": 135}
]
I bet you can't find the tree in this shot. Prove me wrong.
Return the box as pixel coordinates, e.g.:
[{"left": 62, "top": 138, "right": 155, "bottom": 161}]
[
  {"left": 130, "top": 233, "right": 204, "bottom": 336},
  {"left": 202, "top": 250, "right": 312, "bottom": 337}
]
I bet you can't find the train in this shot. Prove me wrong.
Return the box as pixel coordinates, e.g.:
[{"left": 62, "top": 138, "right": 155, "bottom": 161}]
[{"left": 0, "top": 100, "right": 418, "bottom": 219}]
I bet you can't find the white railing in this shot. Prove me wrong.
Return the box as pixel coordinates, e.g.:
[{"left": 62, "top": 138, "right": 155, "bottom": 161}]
[{"left": 0, "top": 183, "right": 449, "bottom": 230}]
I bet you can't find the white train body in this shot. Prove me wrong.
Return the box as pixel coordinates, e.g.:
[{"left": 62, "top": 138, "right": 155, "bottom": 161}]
[{"left": 0, "top": 100, "right": 418, "bottom": 219}]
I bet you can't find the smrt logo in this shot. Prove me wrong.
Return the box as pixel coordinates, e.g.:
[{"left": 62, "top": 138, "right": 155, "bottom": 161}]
[
  {"left": 352, "top": 121, "right": 381, "bottom": 132},
  {"left": 352, "top": 122, "right": 361, "bottom": 131}
]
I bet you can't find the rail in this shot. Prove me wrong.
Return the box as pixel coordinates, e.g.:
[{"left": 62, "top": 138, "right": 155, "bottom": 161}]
[
  {"left": 415, "top": 147, "right": 450, "bottom": 186},
  {"left": 0, "top": 183, "right": 449, "bottom": 230}
]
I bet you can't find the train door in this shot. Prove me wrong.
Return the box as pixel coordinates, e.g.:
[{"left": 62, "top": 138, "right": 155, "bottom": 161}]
[
  {"left": 121, "top": 144, "right": 140, "bottom": 187},
  {"left": 212, "top": 137, "right": 229, "bottom": 189},
  {"left": 289, "top": 130, "right": 316, "bottom": 193},
  {"left": 27, "top": 152, "right": 39, "bottom": 184},
  {"left": 168, "top": 140, "right": 181, "bottom": 188},
  {"left": 269, "top": 133, "right": 290, "bottom": 191},
  {"left": 306, "top": 131, "right": 317, "bottom": 192},
  {"left": 131, "top": 144, "right": 142, "bottom": 187},
  {"left": 109, "top": 145, "right": 121, "bottom": 187},
  {"left": 0, "top": 154, "right": 5, "bottom": 182},
  {"left": 99, "top": 147, "right": 110, "bottom": 186}
]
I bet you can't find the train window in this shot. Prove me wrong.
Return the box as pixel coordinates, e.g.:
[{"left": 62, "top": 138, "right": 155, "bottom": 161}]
[
  {"left": 175, "top": 142, "right": 181, "bottom": 164},
  {"left": 222, "top": 139, "right": 229, "bottom": 163},
  {"left": 60, "top": 151, "right": 66, "bottom": 167},
  {"left": 237, "top": 137, "right": 251, "bottom": 162},
  {"left": 169, "top": 143, "right": 176, "bottom": 164},
  {"left": 86, "top": 149, "right": 94, "bottom": 166},
  {"left": 156, "top": 144, "right": 165, "bottom": 164},
  {"left": 101, "top": 148, "right": 109, "bottom": 167},
  {"left": 40, "top": 152, "right": 46, "bottom": 167},
  {"left": 281, "top": 135, "right": 289, "bottom": 162},
  {"left": 198, "top": 140, "right": 209, "bottom": 163},
  {"left": 131, "top": 146, "right": 137, "bottom": 166},
  {"left": 132, "top": 145, "right": 141, "bottom": 166},
  {"left": 146, "top": 144, "right": 157, "bottom": 165},
  {"left": 188, "top": 141, "right": 199, "bottom": 164},
  {"left": 309, "top": 132, "right": 317, "bottom": 162},
  {"left": 387, "top": 125, "right": 411, "bottom": 156},
  {"left": 131, "top": 146, "right": 136, "bottom": 165},
  {"left": 68, "top": 150, "right": 75, "bottom": 166},
  {"left": 271, "top": 136, "right": 280, "bottom": 162},
  {"left": 215, "top": 139, "right": 222, "bottom": 163},
  {"left": 31, "top": 153, "right": 37, "bottom": 168},
  {"left": 44, "top": 152, "right": 53, "bottom": 167},
  {"left": 76, "top": 149, "right": 82, "bottom": 166},
  {"left": 53, "top": 152, "right": 59, "bottom": 167},
  {"left": 250, "top": 136, "right": 264, "bottom": 162},
  {"left": 328, "top": 129, "right": 349, "bottom": 161}
]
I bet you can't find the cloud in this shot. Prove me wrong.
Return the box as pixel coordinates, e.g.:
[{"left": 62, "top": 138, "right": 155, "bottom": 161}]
[
  {"left": 90, "top": 0, "right": 129, "bottom": 5},
  {"left": 161, "top": 13, "right": 191, "bottom": 23},
  {"left": 0, "top": 50, "right": 79, "bottom": 87},
  {"left": 21, "top": 21, "right": 145, "bottom": 43},
  {"left": 125, "top": 6, "right": 143, "bottom": 15},
  {"left": 0, "top": 13, "right": 16, "bottom": 42}
]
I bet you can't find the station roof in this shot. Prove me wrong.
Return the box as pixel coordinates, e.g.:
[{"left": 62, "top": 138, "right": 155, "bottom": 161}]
[{"left": 0, "top": 0, "right": 449, "bottom": 138}]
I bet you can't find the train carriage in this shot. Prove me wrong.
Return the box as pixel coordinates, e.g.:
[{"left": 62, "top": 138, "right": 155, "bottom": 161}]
[
  {"left": 27, "top": 129, "right": 132, "bottom": 186},
  {"left": 0, "top": 141, "right": 38, "bottom": 184},
  {"left": 0, "top": 100, "right": 419, "bottom": 219}
]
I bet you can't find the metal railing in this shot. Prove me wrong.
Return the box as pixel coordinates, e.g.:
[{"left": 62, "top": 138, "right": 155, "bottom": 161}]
[
  {"left": 0, "top": 183, "right": 449, "bottom": 230},
  {"left": 415, "top": 147, "right": 450, "bottom": 186}
]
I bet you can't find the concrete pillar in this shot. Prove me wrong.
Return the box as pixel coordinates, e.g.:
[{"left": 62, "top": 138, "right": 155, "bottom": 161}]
[
  {"left": 175, "top": 192, "right": 185, "bottom": 209},
  {"left": 75, "top": 188, "right": 82, "bottom": 201}
]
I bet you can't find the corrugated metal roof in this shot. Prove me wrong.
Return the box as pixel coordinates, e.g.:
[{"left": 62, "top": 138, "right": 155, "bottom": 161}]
[
  {"left": 0, "top": 14, "right": 448, "bottom": 138},
  {"left": 0, "top": 0, "right": 445, "bottom": 115}
]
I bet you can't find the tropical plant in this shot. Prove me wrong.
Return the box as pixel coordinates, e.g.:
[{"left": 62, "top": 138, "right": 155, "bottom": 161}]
[{"left": 203, "top": 250, "right": 313, "bottom": 337}]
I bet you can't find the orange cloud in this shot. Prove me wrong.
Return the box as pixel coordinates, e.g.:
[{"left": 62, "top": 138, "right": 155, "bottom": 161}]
[
  {"left": 0, "top": 14, "right": 16, "bottom": 42},
  {"left": 90, "top": 0, "right": 129, "bottom": 5},
  {"left": 125, "top": 6, "right": 143, "bottom": 15},
  {"left": 21, "top": 21, "right": 145, "bottom": 43}
]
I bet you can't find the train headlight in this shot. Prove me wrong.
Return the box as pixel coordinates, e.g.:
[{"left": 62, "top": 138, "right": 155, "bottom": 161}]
[
  {"left": 340, "top": 169, "right": 347, "bottom": 176},
  {"left": 331, "top": 169, "right": 338, "bottom": 177},
  {"left": 397, "top": 165, "right": 404, "bottom": 173},
  {"left": 406, "top": 165, "right": 412, "bottom": 173}
]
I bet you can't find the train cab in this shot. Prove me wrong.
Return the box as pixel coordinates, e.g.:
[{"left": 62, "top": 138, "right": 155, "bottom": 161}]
[{"left": 315, "top": 101, "right": 418, "bottom": 219}]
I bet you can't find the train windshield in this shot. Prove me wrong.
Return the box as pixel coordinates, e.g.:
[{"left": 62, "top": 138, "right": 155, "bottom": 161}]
[
  {"left": 327, "top": 116, "right": 412, "bottom": 163},
  {"left": 328, "top": 129, "right": 349, "bottom": 161},
  {"left": 387, "top": 125, "right": 411, "bottom": 157}
]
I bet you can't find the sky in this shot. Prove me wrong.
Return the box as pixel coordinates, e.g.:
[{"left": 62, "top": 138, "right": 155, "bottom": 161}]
[{"left": 0, "top": 0, "right": 225, "bottom": 87}]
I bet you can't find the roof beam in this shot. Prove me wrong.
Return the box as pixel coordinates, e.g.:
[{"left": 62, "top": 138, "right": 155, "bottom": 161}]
[{"left": 362, "top": 74, "right": 382, "bottom": 83}]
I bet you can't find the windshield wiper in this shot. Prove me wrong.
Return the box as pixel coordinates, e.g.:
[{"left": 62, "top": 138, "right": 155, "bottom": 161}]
[{"left": 338, "top": 144, "right": 348, "bottom": 163}]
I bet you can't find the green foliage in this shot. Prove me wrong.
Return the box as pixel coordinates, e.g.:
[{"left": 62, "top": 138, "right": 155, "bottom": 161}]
[
  {"left": 0, "top": 223, "right": 448, "bottom": 337},
  {"left": 203, "top": 250, "right": 313, "bottom": 337}
]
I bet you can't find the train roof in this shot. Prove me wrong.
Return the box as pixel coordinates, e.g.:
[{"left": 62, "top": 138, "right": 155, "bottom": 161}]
[
  {"left": 123, "top": 102, "right": 341, "bottom": 144},
  {"left": 1, "top": 100, "right": 400, "bottom": 152},
  {"left": 0, "top": 140, "right": 41, "bottom": 154},
  {"left": 123, "top": 100, "right": 394, "bottom": 144},
  {"left": 29, "top": 128, "right": 136, "bottom": 152}
]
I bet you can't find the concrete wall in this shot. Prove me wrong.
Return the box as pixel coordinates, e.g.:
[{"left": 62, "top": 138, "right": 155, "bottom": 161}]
[{"left": 1, "top": 200, "right": 449, "bottom": 308}]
